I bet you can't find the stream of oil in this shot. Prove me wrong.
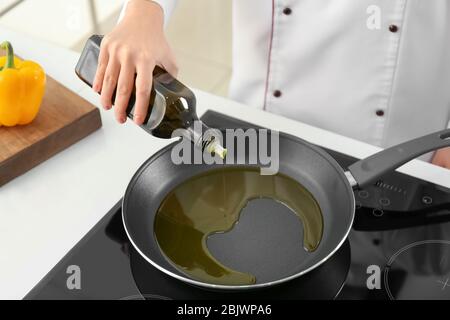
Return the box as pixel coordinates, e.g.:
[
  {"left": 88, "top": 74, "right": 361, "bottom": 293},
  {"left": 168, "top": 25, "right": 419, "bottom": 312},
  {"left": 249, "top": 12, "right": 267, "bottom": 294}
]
[{"left": 154, "top": 167, "right": 323, "bottom": 286}]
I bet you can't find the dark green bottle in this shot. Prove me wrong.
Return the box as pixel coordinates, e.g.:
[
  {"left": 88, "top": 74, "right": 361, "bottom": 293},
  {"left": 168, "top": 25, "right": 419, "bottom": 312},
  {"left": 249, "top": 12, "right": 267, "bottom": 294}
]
[{"left": 75, "top": 35, "right": 226, "bottom": 158}]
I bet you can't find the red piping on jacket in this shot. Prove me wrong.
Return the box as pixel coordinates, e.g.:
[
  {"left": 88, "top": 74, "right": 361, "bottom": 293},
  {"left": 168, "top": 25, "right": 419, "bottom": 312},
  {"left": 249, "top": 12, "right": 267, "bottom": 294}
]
[{"left": 262, "top": 0, "right": 275, "bottom": 111}]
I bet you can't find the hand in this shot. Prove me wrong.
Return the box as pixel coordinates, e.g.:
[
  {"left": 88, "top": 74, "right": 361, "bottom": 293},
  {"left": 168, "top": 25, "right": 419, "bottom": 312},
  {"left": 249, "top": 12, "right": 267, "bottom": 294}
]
[
  {"left": 93, "top": 0, "right": 178, "bottom": 125},
  {"left": 431, "top": 147, "right": 450, "bottom": 169}
]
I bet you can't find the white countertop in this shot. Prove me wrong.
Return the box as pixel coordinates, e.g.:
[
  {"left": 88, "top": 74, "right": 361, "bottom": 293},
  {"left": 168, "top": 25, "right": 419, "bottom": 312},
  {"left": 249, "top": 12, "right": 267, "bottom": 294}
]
[{"left": 1, "top": 27, "right": 449, "bottom": 300}]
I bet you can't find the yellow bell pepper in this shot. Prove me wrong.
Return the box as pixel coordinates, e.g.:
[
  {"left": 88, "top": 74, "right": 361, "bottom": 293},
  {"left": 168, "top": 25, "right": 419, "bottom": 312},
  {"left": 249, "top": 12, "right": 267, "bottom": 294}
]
[{"left": 0, "top": 41, "right": 46, "bottom": 127}]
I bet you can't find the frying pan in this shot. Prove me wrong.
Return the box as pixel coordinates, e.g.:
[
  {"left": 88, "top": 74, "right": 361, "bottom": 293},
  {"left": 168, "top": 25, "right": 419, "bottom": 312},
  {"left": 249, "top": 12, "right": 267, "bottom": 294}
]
[{"left": 122, "top": 113, "right": 450, "bottom": 291}]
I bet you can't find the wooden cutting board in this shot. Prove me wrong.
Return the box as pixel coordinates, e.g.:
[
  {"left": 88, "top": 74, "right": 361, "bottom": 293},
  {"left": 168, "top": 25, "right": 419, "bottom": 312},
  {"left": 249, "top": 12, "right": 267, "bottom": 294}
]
[{"left": 0, "top": 73, "right": 102, "bottom": 187}]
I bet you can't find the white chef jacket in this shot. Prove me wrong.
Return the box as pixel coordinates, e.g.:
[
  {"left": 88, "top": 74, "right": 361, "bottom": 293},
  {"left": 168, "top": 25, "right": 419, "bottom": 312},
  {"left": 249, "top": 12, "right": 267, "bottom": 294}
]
[{"left": 121, "top": 0, "right": 450, "bottom": 152}]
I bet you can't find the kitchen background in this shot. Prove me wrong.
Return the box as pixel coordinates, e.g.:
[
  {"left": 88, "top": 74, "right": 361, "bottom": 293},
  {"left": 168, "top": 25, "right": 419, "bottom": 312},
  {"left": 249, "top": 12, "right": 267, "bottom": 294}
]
[{"left": 0, "top": 0, "right": 232, "bottom": 96}]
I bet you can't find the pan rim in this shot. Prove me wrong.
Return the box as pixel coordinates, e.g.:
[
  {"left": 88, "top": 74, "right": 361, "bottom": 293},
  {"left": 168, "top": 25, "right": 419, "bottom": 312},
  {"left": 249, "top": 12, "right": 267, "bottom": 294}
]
[{"left": 122, "top": 133, "right": 356, "bottom": 291}]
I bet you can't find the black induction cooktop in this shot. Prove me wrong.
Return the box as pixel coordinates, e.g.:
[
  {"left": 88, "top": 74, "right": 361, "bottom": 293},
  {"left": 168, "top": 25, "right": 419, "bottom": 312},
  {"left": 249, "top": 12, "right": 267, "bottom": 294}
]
[{"left": 25, "top": 111, "right": 450, "bottom": 300}]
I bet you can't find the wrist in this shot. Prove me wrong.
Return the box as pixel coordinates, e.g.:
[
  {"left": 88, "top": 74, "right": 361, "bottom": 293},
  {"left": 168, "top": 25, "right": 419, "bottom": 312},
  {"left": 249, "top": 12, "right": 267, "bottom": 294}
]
[{"left": 125, "top": 0, "right": 164, "bottom": 21}]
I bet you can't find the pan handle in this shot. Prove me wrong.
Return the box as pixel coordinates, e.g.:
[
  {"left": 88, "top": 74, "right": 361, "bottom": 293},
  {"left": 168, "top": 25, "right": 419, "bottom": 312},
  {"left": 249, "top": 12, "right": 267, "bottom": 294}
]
[{"left": 347, "top": 129, "right": 450, "bottom": 188}]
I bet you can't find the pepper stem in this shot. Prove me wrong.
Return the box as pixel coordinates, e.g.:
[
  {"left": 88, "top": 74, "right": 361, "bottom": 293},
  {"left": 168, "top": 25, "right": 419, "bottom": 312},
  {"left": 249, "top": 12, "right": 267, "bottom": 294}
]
[{"left": 0, "top": 41, "right": 15, "bottom": 69}]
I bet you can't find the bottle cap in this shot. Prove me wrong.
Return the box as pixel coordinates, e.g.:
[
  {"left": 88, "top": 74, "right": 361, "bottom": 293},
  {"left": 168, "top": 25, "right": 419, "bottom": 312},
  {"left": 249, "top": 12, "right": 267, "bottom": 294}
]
[{"left": 207, "top": 141, "right": 227, "bottom": 159}]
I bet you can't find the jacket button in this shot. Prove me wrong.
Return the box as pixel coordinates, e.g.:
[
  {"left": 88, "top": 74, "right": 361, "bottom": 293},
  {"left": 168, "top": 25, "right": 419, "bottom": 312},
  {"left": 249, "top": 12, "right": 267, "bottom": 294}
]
[
  {"left": 389, "top": 24, "right": 399, "bottom": 33},
  {"left": 376, "top": 110, "right": 385, "bottom": 117},
  {"left": 283, "top": 7, "right": 292, "bottom": 15},
  {"left": 273, "top": 90, "right": 282, "bottom": 98}
]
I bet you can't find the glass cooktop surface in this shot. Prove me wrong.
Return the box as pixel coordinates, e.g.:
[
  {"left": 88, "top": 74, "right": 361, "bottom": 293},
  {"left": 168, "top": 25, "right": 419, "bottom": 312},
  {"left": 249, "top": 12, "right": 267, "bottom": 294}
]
[{"left": 25, "top": 111, "right": 450, "bottom": 300}]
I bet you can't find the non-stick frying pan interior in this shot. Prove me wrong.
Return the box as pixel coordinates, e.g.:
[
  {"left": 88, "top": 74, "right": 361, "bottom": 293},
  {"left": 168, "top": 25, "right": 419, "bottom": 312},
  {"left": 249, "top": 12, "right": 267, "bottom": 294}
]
[{"left": 123, "top": 131, "right": 355, "bottom": 289}]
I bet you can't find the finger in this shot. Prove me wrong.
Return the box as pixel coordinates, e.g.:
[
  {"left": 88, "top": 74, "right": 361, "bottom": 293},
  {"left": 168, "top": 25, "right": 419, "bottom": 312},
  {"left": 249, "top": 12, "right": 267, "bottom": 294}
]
[
  {"left": 93, "top": 43, "right": 109, "bottom": 93},
  {"left": 431, "top": 155, "right": 444, "bottom": 167},
  {"left": 100, "top": 57, "right": 120, "bottom": 110},
  {"left": 433, "top": 160, "right": 444, "bottom": 167},
  {"left": 134, "top": 62, "right": 154, "bottom": 125},
  {"left": 160, "top": 46, "right": 179, "bottom": 78},
  {"left": 114, "top": 63, "right": 135, "bottom": 124}
]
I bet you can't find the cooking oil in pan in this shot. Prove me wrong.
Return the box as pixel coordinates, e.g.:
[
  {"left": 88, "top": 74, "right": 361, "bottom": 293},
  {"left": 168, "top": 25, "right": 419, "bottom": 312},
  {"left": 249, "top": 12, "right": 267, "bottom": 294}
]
[{"left": 154, "top": 167, "right": 323, "bottom": 286}]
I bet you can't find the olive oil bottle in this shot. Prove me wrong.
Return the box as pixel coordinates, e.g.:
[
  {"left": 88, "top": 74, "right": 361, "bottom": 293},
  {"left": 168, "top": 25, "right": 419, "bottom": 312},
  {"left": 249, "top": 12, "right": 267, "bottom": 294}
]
[{"left": 75, "top": 35, "right": 226, "bottom": 158}]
